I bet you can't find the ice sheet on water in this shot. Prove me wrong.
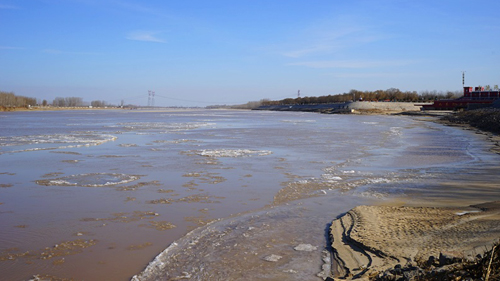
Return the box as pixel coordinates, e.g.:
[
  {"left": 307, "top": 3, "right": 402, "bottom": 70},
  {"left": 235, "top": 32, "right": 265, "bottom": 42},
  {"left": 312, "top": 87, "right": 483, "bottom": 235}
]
[
  {"left": 321, "top": 174, "right": 342, "bottom": 181},
  {"left": 389, "top": 127, "right": 402, "bottom": 136},
  {"left": 280, "top": 119, "right": 317, "bottom": 124},
  {"left": 196, "top": 149, "right": 273, "bottom": 158},
  {"left": 35, "top": 173, "right": 140, "bottom": 187},
  {"left": 0, "top": 133, "right": 117, "bottom": 155},
  {"left": 113, "top": 122, "right": 215, "bottom": 132}
]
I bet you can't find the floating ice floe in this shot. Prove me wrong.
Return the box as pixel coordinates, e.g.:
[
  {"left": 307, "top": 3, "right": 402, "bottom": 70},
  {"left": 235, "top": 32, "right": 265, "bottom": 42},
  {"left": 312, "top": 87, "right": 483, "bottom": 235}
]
[
  {"left": 294, "top": 244, "right": 317, "bottom": 252},
  {"left": 281, "top": 119, "right": 316, "bottom": 124},
  {"left": 321, "top": 174, "right": 342, "bottom": 182},
  {"left": 263, "top": 254, "right": 282, "bottom": 262},
  {"left": 119, "top": 143, "right": 138, "bottom": 147},
  {"left": 196, "top": 149, "right": 272, "bottom": 158},
  {"left": 153, "top": 139, "right": 199, "bottom": 144},
  {"left": 367, "top": 178, "right": 392, "bottom": 184},
  {"left": 114, "top": 122, "right": 215, "bottom": 132},
  {"left": 389, "top": 127, "right": 402, "bottom": 136},
  {"left": 36, "top": 173, "right": 140, "bottom": 187},
  {"left": 0, "top": 133, "right": 117, "bottom": 155}
]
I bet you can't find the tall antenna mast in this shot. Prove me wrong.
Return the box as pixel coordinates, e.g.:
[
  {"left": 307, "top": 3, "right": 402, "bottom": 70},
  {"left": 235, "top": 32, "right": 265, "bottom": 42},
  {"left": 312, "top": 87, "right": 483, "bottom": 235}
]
[
  {"left": 462, "top": 71, "right": 466, "bottom": 88},
  {"left": 297, "top": 90, "right": 300, "bottom": 98}
]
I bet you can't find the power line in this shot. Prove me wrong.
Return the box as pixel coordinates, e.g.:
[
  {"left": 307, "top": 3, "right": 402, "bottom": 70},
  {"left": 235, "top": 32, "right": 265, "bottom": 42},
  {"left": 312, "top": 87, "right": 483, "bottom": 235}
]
[{"left": 105, "top": 95, "right": 144, "bottom": 103}]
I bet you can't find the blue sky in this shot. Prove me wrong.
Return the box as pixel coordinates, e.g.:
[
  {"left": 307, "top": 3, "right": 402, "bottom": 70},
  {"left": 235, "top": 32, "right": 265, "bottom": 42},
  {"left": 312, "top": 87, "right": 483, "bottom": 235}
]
[{"left": 1, "top": 0, "right": 499, "bottom": 106}]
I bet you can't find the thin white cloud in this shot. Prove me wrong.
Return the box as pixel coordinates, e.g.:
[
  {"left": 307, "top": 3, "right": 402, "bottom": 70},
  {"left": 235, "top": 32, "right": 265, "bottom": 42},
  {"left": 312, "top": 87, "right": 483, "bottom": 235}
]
[
  {"left": 43, "top": 49, "right": 63, "bottom": 54},
  {"left": 0, "top": 46, "right": 25, "bottom": 50},
  {"left": 0, "top": 4, "right": 19, "bottom": 9},
  {"left": 126, "top": 31, "right": 165, "bottom": 43},
  {"left": 326, "top": 72, "right": 409, "bottom": 78},
  {"left": 113, "top": 0, "right": 156, "bottom": 14},
  {"left": 42, "top": 49, "right": 101, "bottom": 55},
  {"left": 288, "top": 60, "right": 417, "bottom": 69},
  {"left": 283, "top": 45, "right": 336, "bottom": 59},
  {"left": 276, "top": 14, "right": 389, "bottom": 59},
  {"left": 282, "top": 32, "right": 385, "bottom": 59},
  {"left": 281, "top": 25, "right": 364, "bottom": 58}
]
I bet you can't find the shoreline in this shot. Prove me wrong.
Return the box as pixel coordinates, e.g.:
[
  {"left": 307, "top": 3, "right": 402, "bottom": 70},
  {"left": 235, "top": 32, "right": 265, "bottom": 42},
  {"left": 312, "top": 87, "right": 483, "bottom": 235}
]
[
  {"left": 435, "top": 110, "right": 500, "bottom": 155},
  {"left": 3, "top": 106, "right": 498, "bottom": 280},
  {"left": 131, "top": 109, "right": 500, "bottom": 280},
  {"left": 328, "top": 108, "right": 500, "bottom": 280},
  {"left": 329, "top": 108, "right": 500, "bottom": 280}
]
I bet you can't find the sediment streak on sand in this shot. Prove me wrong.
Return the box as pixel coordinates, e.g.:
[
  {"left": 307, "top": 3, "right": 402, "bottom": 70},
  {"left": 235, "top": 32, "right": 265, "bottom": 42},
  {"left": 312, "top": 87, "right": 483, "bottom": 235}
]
[{"left": 330, "top": 202, "right": 500, "bottom": 279}]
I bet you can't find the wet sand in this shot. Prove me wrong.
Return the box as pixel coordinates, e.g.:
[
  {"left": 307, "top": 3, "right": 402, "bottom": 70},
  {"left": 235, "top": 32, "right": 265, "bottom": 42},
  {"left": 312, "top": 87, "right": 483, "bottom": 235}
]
[
  {"left": 330, "top": 202, "right": 500, "bottom": 279},
  {"left": 131, "top": 198, "right": 500, "bottom": 281},
  {"left": 131, "top": 193, "right": 372, "bottom": 281}
]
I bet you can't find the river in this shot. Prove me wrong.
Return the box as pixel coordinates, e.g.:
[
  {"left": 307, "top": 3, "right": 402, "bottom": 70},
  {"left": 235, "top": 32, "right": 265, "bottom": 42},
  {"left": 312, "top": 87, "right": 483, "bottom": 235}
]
[{"left": 0, "top": 109, "right": 499, "bottom": 280}]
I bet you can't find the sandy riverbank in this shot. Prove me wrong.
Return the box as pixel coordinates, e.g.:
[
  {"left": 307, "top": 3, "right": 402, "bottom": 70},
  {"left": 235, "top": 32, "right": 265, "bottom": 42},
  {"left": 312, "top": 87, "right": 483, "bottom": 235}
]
[
  {"left": 330, "top": 202, "right": 500, "bottom": 280},
  {"left": 328, "top": 110, "right": 500, "bottom": 280},
  {"left": 129, "top": 110, "right": 500, "bottom": 281},
  {"left": 440, "top": 108, "right": 500, "bottom": 135},
  {"left": 436, "top": 109, "right": 500, "bottom": 155}
]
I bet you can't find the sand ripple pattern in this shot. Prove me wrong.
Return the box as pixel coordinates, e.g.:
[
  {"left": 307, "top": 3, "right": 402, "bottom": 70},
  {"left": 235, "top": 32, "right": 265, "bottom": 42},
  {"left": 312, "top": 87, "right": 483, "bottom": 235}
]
[{"left": 329, "top": 203, "right": 500, "bottom": 279}]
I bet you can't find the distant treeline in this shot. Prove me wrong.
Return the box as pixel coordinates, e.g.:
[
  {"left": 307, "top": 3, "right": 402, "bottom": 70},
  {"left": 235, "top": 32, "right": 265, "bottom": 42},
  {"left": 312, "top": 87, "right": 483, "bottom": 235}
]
[
  {"left": 0, "top": 91, "right": 37, "bottom": 107},
  {"left": 0, "top": 91, "right": 119, "bottom": 108},
  {"left": 261, "top": 88, "right": 462, "bottom": 106},
  {"left": 53, "top": 97, "right": 115, "bottom": 107},
  {"left": 52, "top": 97, "right": 85, "bottom": 107}
]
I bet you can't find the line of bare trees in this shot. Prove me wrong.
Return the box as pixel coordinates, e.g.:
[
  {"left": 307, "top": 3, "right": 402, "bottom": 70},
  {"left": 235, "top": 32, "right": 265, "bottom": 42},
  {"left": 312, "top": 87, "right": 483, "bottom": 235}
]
[
  {"left": 0, "top": 91, "right": 117, "bottom": 108},
  {"left": 0, "top": 91, "right": 37, "bottom": 107},
  {"left": 90, "top": 100, "right": 107, "bottom": 107},
  {"left": 262, "top": 88, "right": 463, "bottom": 106},
  {"left": 53, "top": 97, "right": 114, "bottom": 107},
  {"left": 52, "top": 97, "right": 85, "bottom": 107}
]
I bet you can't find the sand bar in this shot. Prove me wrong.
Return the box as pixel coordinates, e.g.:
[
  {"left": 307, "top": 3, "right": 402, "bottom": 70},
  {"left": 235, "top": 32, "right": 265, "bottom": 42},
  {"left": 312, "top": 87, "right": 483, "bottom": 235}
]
[{"left": 330, "top": 202, "right": 500, "bottom": 279}]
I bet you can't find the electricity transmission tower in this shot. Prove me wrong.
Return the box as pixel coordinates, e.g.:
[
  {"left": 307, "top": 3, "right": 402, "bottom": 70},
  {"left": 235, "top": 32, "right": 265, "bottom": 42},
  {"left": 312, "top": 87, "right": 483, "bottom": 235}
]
[{"left": 148, "top": 90, "right": 155, "bottom": 107}]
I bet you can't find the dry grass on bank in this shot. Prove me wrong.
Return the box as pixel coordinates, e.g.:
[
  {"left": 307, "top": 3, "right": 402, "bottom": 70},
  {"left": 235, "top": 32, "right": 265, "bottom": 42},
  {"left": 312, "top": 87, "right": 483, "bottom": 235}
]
[
  {"left": 414, "top": 241, "right": 499, "bottom": 281},
  {"left": 441, "top": 108, "right": 500, "bottom": 135}
]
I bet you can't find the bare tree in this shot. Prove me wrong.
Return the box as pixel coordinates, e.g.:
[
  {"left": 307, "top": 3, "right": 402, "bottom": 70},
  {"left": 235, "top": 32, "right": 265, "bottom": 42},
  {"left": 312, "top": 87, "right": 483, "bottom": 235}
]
[{"left": 0, "top": 91, "right": 37, "bottom": 107}]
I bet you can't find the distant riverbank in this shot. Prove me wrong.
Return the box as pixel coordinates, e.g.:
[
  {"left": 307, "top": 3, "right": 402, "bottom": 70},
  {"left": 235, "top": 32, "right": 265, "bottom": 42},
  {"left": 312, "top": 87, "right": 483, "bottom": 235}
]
[
  {"left": 254, "top": 101, "right": 426, "bottom": 114},
  {"left": 441, "top": 108, "right": 500, "bottom": 135},
  {"left": 0, "top": 106, "right": 124, "bottom": 112}
]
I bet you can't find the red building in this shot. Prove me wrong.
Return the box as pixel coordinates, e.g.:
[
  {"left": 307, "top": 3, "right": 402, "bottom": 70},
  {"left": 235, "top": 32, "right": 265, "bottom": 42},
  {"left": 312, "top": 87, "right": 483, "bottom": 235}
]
[{"left": 421, "top": 86, "right": 500, "bottom": 110}]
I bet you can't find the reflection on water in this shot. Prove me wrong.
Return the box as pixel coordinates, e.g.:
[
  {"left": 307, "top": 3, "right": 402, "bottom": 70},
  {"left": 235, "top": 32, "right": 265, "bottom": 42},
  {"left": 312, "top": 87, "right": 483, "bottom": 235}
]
[{"left": 0, "top": 109, "right": 499, "bottom": 280}]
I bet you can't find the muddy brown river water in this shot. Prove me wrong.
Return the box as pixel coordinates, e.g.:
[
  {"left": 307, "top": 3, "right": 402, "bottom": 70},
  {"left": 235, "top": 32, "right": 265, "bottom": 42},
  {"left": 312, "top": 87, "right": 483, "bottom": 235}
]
[{"left": 0, "top": 109, "right": 499, "bottom": 280}]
